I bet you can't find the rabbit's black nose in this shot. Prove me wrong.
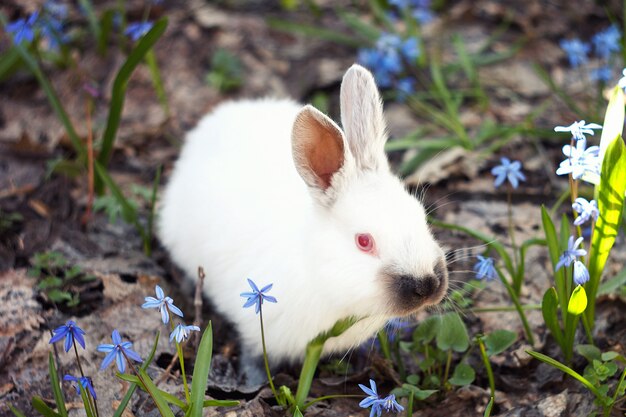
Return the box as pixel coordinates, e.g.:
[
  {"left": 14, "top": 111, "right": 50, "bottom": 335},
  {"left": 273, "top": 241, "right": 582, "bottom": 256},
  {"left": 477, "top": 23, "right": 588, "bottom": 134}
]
[{"left": 390, "top": 259, "right": 448, "bottom": 312}]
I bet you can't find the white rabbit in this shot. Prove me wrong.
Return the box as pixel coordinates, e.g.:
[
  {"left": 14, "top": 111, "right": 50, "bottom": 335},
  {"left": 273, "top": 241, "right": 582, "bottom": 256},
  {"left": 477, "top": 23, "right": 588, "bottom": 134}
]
[{"left": 159, "top": 64, "right": 448, "bottom": 376}]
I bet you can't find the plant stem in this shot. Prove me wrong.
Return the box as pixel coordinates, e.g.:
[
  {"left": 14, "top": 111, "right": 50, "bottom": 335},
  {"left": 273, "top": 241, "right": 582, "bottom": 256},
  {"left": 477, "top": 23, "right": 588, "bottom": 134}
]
[
  {"left": 302, "top": 394, "right": 362, "bottom": 409},
  {"left": 74, "top": 344, "right": 99, "bottom": 417},
  {"left": 477, "top": 336, "right": 495, "bottom": 397},
  {"left": 506, "top": 188, "right": 519, "bottom": 289},
  {"left": 167, "top": 307, "right": 190, "bottom": 403},
  {"left": 469, "top": 304, "right": 541, "bottom": 313},
  {"left": 496, "top": 268, "right": 535, "bottom": 346},
  {"left": 443, "top": 350, "right": 452, "bottom": 387},
  {"left": 295, "top": 341, "right": 323, "bottom": 409},
  {"left": 259, "top": 308, "right": 279, "bottom": 400}
]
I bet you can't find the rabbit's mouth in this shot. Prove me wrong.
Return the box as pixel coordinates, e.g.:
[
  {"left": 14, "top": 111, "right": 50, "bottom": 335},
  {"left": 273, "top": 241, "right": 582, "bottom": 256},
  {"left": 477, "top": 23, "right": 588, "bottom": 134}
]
[{"left": 381, "top": 260, "right": 448, "bottom": 315}]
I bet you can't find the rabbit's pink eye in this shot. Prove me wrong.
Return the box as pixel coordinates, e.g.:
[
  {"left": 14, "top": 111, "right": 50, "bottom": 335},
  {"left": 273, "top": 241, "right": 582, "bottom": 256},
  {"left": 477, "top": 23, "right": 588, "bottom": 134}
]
[{"left": 356, "top": 233, "right": 375, "bottom": 253}]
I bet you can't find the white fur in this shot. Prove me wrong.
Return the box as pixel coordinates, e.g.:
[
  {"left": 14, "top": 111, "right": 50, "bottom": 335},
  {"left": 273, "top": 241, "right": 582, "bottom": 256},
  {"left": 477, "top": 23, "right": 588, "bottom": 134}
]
[{"left": 159, "top": 65, "right": 447, "bottom": 364}]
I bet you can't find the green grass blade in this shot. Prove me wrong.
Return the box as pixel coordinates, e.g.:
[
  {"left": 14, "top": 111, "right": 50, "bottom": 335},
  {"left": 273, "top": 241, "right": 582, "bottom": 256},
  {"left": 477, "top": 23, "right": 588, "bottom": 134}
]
[
  {"left": 112, "top": 331, "right": 160, "bottom": 417},
  {"left": 98, "top": 9, "right": 116, "bottom": 55},
  {"left": 541, "top": 287, "right": 564, "bottom": 349},
  {"left": 189, "top": 322, "right": 213, "bottom": 417},
  {"left": 138, "top": 369, "right": 176, "bottom": 417},
  {"left": 145, "top": 49, "right": 170, "bottom": 116},
  {"left": 598, "top": 86, "right": 625, "bottom": 162},
  {"left": 97, "top": 18, "right": 168, "bottom": 172},
  {"left": 118, "top": 374, "right": 187, "bottom": 410},
  {"left": 32, "top": 397, "right": 61, "bottom": 417},
  {"left": 526, "top": 350, "right": 605, "bottom": 400},
  {"left": 48, "top": 353, "right": 68, "bottom": 417},
  {"left": 78, "top": 385, "right": 96, "bottom": 417},
  {"left": 8, "top": 405, "right": 27, "bottom": 417},
  {"left": 598, "top": 266, "right": 626, "bottom": 295},
  {"left": 0, "top": 47, "right": 21, "bottom": 81},
  {"left": 541, "top": 206, "right": 566, "bottom": 307},
  {"left": 587, "top": 134, "right": 626, "bottom": 327},
  {"left": 202, "top": 400, "right": 239, "bottom": 407},
  {"left": 77, "top": 0, "right": 102, "bottom": 46},
  {"left": 266, "top": 18, "right": 361, "bottom": 47},
  {"left": 337, "top": 10, "right": 380, "bottom": 42}
]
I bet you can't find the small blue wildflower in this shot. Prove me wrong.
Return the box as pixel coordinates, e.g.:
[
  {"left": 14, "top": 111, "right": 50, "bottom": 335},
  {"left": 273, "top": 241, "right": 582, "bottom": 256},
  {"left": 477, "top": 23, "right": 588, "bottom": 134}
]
[
  {"left": 359, "top": 379, "right": 383, "bottom": 417},
  {"left": 554, "top": 120, "right": 602, "bottom": 142},
  {"left": 142, "top": 285, "right": 184, "bottom": 324},
  {"left": 590, "top": 66, "right": 612, "bottom": 83},
  {"left": 573, "top": 260, "right": 590, "bottom": 285},
  {"left": 555, "top": 140, "right": 600, "bottom": 180},
  {"left": 473, "top": 256, "right": 497, "bottom": 281},
  {"left": 125, "top": 21, "right": 154, "bottom": 41},
  {"left": 240, "top": 279, "right": 277, "bottom": 314},
  {"left": 49, "top": 320, "right": 86, "bottom": 352},
  {"left": 63, "top": 375, "right": 97, "bottom": 399},
  {"left": 555, "top": 236, "right": 587, "bottom": 271},
  {"left": 97, "top": 329, "right": 143, "bottom": 373},
  {"left": 572, "top": 198, "right": 599, "bottom": 226},
  {"left": 560, "top": 38, "right": 590, "bottom": 67},
  {"left": 358, "top": 48, "right": 397, "bottom": 88},
  {"left": 491, "top": 157, "right": 526, "bottom": 189},
  {"left": 43, "top": 1, "right": 68, "bottom": 20},
  {"left": 385, "top": 318, "right": 413, "bottom": 342},
  {"left": 400, "top": 37, "right": 420, "bottom": 62},
  {"left": 396, "top": 77, "right": 415, "bottom": 102},
  {"left": 413, "top": 8, "right": 434, "bottom": 24},
  {"left": 379, "top": 394, "right": 404, "bottom": 413},
  {"left": 169, "top": 323, "right": 201, "bottom": 343},
  {"left": 5, "top": 12, "right": 39, "bottom": 44},
  {"left": 592, "top": 25, "right": 621, "bottom": 60}
]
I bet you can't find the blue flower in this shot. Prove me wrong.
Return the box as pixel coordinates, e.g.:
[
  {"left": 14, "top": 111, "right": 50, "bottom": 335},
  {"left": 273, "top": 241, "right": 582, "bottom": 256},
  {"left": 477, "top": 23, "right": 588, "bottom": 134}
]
[
  {"left": 473, "top": 256, "right": 497, "bottom": 281},
  {"left": 396, "top": 77, "right": 415, "bottom": 102},
  {"left": 572, "top": 198, "right": 599, "bottom": 226},
  {"left": 97, "top": 330, "right": 143, "bottom": 373},
  {"left": 6, "top": 12, "right": 39, "bottom": 44},
  {"left": 560, "top": 38, "right": 590, "bottom": 67},
  {"left": 125, "top": 21, "right": 154, "bottom": 41},
  {"left": 379, "top": 394, "right": 404, "bottom": 413},
  {"left": 590, "top": 66, "right": 612, "bottom": 83},
  {"left": 413, "top": 8, "right": 434, "bottom": 24},
  {"left": 555, "top": 236, "right": 587, "bottom": 271},
  {"left": 240, "top": 279, "right": 277, "bottom": 314},
  {"left": 169, "top": 323, "right": 201, "bottom": 343},
  {"left": 400, "top": 37, "right": 420, "bottom": 62},
  {"left": 359, "top": 379, "right": 383, "bottom": 417},
  {"left": 63, "top": 375, "right": 97, "bottom": 399},
  {"left": 142, "top": 285, "right": 184, "bottom": 324},
  {"left": 592, "top": 25, "right": 621, "bottom": 60},
  {"left": 573, "top": 260, "right": 590, "bottom": 285},
  {"left": 491, "top": 157, "right": 526, "bottom": 189},
  {"left": 554, "top": 120, "right": 602, "bottom": 142},
  {"left": 49, "top": 320, "right": 86, "bottom": 352},
  {"left": 385, "top": 318, "right": 413, "bottom": 342},
  {"left": 555, "top": 140, "right": 601, "bottom": 180}
]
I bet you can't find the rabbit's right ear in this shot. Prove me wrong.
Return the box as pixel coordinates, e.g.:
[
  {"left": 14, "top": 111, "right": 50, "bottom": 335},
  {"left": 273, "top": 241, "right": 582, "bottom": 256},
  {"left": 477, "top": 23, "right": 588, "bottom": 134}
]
[{"left": 292, "top": 105, "right": 351, "bottom": 206}]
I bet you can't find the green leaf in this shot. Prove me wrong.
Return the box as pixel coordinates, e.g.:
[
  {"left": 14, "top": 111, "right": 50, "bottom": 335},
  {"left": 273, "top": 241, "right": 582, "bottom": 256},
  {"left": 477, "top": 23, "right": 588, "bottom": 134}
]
[
  {"left": 436, "top": 312, "right": 469, "bottom": 352},
  {"left": 541, "top": 287, "right": 564, "bottom": 348},
  {"left": 48, "top": 353, "right": 68, "bottom": 417},
  {"left": 37, "top": 276, "right": 63, "bottom": 290},
  {"left": 448, "top": 363, "right": 476, "bottom": 386},
  {"left": 483, "top": 329, "right": 517, "bottom": 356},
  {"left": 406, "top": 374, "right": 420, "bottom": 385},
  {"left": 292, "top": 406, "right": 304, "bottom": 417},
  {"left": 117, "top": 374, "right": 187, "bottom": 409},
  {"left": 47, "top": 289, "right": 73, "bottom": 303},
  {"left": 32, "top": 397, "right": 61, "bottom": 417},
  {"left": 78, "top": 384, "right": 96, "bottom": 417},
  {"left": 526, "top": 350, "right": 606, "bottom": 401},
  {"left": 600, "top": 351, "right": 619, "bottom": 361},
  {"left": 189, "top": 322, "right": 213, "bottom": 417},
  {"left": 97, "top": 18, "right": 168, "bottom": 174},
  {"left": 587, "top": 134, "right": 626, "bottom": 326},
  {"left": 598, "top": 267, "right": 626, "bottom": 295},
  {"left": 398, "top": 384, "right": 437, "bottom": 400},
  {"left": 137, "top": 369, "right": 175, "bottom": 417},
  {"left": 413, "top": 315, "right": 440, "bottom": 344},
  {"left": 567, "top": 285, "right": 587, "bottom": 315},
  {"left": 267, "top": 18, "right": 362, "bottom": 47},
  {"left": 202, "top": 400, "right": 239, "bottom": 407},
  {"left": 576, "top": 344, "right": 602, "bottom": 362},
  {"left": 484, "top": 397, "right": 494, "bottom": 417},
  {"left": 599, "top": 86, "right": 625, "bottom": 164}
]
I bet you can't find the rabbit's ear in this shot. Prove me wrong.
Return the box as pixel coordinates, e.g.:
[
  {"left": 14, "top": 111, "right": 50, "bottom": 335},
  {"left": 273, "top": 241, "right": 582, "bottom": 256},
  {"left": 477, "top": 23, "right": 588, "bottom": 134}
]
[
  {"left": 292, "top": 105, "right": 349, "bottom": 204},
  {"left": 340, "top": 64, "right": 389, "bottom": 171}
]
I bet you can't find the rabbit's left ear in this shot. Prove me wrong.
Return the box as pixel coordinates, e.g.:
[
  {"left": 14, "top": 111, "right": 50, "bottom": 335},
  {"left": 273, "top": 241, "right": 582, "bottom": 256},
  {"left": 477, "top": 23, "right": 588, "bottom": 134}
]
[{"left": 340, "top": 64, "right": 389, "bottom": 172}]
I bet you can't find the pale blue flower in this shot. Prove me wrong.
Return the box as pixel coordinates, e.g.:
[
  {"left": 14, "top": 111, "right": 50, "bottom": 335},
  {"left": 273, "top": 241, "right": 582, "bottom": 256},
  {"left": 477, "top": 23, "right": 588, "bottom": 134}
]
[
  {"left": 142, "top": 285, "right": 184, "bottom": 324},
  {"left": 474, "top": 256, "right": 497, "bottom": 281},
  {"left": 6, "top": 12, "right": 39, "bottom": 44},
  {"left": 592, "top": 25, "right": 621, "bottom": 59},
  {"left": 170, "top": 323, "right": 201, "bottom": 343},
  {"left": 396, "top": 77, "right": 415, "bottom": 102},
  {"left": 240, "top": 279, "right": 277, "bottom": 314},
  {"left": 555, "top": 236, "right": 587, "bottom": 271},
  {"left": 554, "top": 120, "right": 602, "bottom": 142},
  {"left": 560, "top": 38, "right": 590, "bottom": 67},
  {"left": 97, "top": 330, "right": 143, "bottom": 373},
  {"left": 379, "top": 394, "right": 404, "bottom": 413},
  {"left": 555, "top": 140, "right": 601, "bottom": 180},
  {"left": 359, "top": 379, "right": 383, "bottom": 417},
  {"left": 572, "top": 198, "right": 599, "bottom": 226},
  {"left": 400, "top": 37, "right": 420, "bottom": 62},
  {"left": 491, "top": 157, "right": 526, "bottom": 189},
  {"left": 573, "top": 260, "right": 590, "bottom": 285},
  {"left": 590, "top": 66, "right": 612, "bottom": 83},
  {"left": 63, "top": 375, "right": 97, "bottom": 399},
  {"left": 49, "top": 320, "right": 86, "bottom": 352},
  {"left": 125, "top": 21, "right": 154, "bottom": 41}
]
